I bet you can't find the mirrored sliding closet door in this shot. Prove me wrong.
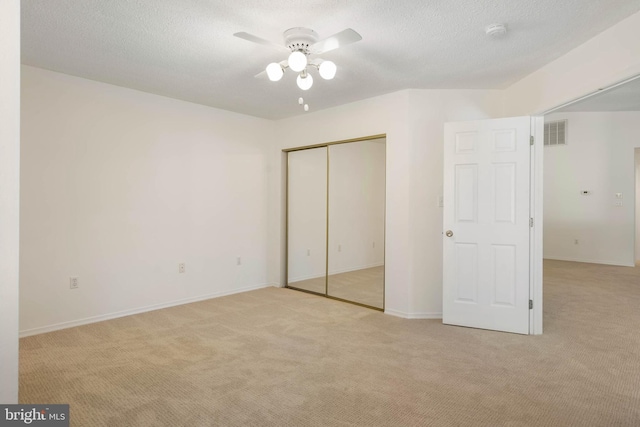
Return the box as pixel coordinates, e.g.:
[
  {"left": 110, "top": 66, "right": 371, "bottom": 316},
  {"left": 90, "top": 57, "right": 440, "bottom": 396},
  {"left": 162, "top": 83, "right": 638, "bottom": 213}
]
[
  {"left": 287, "top": 147, "right": 327, "bottom": 294},
  {"left": 286, "top": 136, "right": 385, "bottom": 310},
  {"left": 327, "top": 139, "right": 385, "bottom": 309}
]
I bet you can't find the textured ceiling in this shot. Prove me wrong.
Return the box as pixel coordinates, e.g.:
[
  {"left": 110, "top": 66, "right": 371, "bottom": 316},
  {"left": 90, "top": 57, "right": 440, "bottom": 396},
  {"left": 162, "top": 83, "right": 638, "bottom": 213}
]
[{"left": 21, "top": 0, "right": 640, "bottom": 120}]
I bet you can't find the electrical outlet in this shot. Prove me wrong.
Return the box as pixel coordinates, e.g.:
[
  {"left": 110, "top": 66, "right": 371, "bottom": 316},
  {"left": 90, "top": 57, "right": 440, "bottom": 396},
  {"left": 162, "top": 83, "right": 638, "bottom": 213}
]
[
  {"left": 70, "top": 277, "right": 79, "bottom": 289},
  {"left": 338, "top": 244, "right": 342, "bottom": 252},
  {"left": 178, "top": 263, "right": 185, "bottom": 273},
  {"left": 574, "top": 239, "right": 579, "bottom": 245},
  {"left": 614, "top": 201, "right": 623, "bottom": 207},
  {"left": 237, "top": 257, "right": 241, "bottom": 265}
]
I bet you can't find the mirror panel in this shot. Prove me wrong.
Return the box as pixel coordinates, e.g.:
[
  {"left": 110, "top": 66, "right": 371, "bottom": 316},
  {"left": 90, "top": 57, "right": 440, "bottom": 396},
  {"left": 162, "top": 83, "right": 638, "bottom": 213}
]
[
  {"left": 287, "top": 147, "right": 327, "bottom": 294},
  {"left": 327, "top": 139, "right": 385, "bottom": 308}
]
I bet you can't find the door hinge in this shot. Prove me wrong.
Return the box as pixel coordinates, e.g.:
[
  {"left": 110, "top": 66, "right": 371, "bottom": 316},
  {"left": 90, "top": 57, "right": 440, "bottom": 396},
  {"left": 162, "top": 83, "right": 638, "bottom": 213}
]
[
  {"left": 529, "top": 299, "right": 533, "bottom": 310},
  {"left": 530, "top": 218, "right": 534, "bottom": 228},
  {"left": 530, "top": 136, "right": 534, "bottom": 146}
]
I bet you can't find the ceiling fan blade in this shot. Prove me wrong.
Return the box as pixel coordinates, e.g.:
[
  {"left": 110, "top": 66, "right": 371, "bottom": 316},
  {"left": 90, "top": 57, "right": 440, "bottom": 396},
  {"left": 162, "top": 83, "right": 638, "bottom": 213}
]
[
  {"left": 310, "top": 28, "right": 362, "bottom": 54},
  {"left": 233, "top": 32, "right": 289, "bottom": 52}
]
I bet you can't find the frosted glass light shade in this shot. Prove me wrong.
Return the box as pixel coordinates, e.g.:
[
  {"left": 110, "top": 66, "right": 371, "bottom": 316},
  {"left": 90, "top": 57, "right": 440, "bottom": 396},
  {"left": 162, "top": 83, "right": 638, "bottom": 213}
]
[
  {"left": 318, "top": 61, "right": 337, "bottom": 80},
  {"left": 296, "top": 73, "right": 313, "bottom": 90},
  {"left": 288, "top": 51, "right": 307, "bottom": 72},
  {"left": 266, "top": 62, "right": 284, "bottom": 81}
]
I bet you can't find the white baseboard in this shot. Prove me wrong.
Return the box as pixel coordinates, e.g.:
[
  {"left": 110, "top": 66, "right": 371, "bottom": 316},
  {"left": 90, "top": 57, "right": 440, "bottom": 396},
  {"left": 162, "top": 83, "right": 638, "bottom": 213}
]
[
  {"left": 543, "top": 256, "right": 634, "bottom": 267},
  {"left": 384, "top": 309, "right": 443, "bottom": 319},
  {"left": 19, "top": 282, "right": 275, "bottom": 338}
]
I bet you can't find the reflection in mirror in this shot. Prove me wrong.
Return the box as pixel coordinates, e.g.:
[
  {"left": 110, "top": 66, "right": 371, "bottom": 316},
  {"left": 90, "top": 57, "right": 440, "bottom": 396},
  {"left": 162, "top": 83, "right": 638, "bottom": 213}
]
[
  {"left": 327, "top": 139, "right": 385, "bottom": 308},
  {"left": 287, "top": 147, "right": 327, "bottom": 294}
]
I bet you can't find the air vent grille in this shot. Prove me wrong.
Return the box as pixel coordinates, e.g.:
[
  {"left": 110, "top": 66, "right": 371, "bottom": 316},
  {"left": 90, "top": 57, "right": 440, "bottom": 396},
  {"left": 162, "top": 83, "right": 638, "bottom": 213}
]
[{"left": 544, "top": 120, "right": 567, "bottom": 146}]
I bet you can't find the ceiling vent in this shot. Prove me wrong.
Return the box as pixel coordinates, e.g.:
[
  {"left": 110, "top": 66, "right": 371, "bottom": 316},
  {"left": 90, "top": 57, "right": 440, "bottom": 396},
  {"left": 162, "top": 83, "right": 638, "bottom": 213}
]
[{"left": 544, "top": 120, "right": 567, "bottom": 146}]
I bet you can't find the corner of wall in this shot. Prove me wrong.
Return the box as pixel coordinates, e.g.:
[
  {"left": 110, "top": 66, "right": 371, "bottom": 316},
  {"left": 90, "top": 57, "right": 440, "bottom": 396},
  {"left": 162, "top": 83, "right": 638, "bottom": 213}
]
[{"left": 0, "top": 0, "right": 20, "bottom": 404}]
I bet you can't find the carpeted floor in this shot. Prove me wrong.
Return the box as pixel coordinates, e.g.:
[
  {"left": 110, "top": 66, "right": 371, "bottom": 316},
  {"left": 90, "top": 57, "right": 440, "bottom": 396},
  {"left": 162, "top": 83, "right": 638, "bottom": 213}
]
[{"left": 19, "top": 260, "right": 640, "bottom": 426}]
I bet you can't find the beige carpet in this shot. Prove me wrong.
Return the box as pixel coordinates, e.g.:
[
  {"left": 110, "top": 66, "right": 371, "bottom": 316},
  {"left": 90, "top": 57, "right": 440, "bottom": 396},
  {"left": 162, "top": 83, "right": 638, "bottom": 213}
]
[
  {"left": 19, "top": 260, "right": 640, "bottom": 426},
  {"left": 288, "top": 266, "right": 384, "bottom": 308}
]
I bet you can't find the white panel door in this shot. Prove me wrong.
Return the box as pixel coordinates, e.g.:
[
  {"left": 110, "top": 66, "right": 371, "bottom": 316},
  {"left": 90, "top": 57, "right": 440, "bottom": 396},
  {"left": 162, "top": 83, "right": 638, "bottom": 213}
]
[{"left": 443, "top": 117, "right": 531, "bottom": 334}]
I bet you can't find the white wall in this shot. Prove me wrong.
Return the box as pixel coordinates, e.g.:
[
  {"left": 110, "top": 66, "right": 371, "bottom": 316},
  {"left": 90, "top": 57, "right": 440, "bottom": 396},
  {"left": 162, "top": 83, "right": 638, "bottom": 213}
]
[
  {"left": 0, "top": 0, "right": 20, "bottom": 404},
  {"left": 504, "top": 10, "right": 640, "bottom": 116},
  {"left": 20, "top": 66, "right": 276, "bottom": 335},
  {"left": 269, "top": 89, "right": 504, "bottom": 318},
  {"left": 543, "top": 112, "right": 640, "bottom": 266}
]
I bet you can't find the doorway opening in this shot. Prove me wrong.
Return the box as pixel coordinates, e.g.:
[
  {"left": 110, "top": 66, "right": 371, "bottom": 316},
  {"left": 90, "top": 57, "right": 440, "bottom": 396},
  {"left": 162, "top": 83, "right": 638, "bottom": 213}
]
[{"left": 541, "top": 75, "right": 640, "bottom": 269}]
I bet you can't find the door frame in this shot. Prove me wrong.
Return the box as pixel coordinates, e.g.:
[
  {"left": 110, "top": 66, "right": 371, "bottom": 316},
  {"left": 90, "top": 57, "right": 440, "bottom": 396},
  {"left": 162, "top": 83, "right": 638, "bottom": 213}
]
[
  {"left": 636, "top": 149, "right": 640, "bottom": 266},
  {"left": 530, "top": 73, "right": 640, "bottom": 334},
  {"left": 530, "top": 116, "right": 544, "bottom": 335}
]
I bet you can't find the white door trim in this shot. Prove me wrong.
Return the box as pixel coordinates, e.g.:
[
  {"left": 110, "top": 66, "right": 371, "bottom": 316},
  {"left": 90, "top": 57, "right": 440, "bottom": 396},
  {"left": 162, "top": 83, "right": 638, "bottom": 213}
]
[{"left": 530, "top": 116, "right": 544, "bottom": 335}]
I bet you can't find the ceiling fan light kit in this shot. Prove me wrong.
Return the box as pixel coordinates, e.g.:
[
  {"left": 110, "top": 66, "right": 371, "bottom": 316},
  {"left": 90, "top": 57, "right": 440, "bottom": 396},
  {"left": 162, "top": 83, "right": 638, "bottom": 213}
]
[
  {"left": 266, "top": 62, "right": 284, "bottom": 81},
  {"left": 234, "top": 26, "right": 362, "bottom": 98},
  {"left": 288, "top": 51, "right": 308, "bottom": 72},
  {"left": 296, "top": 72, "right": 313, "bottom": 91},
  {"left": 318, "top": 60, "right": 337, "bottom": 80}
]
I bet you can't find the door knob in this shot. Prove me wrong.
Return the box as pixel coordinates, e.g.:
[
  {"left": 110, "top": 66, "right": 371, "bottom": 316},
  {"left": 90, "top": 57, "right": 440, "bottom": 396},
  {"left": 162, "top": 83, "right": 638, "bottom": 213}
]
[{"left": 445, "top": 230, "right": 453, "bottom": 237}]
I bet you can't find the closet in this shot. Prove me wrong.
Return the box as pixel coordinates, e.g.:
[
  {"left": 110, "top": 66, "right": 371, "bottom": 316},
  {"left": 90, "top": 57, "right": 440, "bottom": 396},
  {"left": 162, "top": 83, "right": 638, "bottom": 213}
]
[{"left": 285, "top": 135, "right": 386, "bottom": 310}]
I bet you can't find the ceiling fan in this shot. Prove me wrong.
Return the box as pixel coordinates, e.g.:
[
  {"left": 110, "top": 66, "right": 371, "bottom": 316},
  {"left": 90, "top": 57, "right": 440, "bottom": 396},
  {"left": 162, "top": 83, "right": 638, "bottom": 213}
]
[{"left": 233, "top": 27, "right": 362, "bottom": 92}]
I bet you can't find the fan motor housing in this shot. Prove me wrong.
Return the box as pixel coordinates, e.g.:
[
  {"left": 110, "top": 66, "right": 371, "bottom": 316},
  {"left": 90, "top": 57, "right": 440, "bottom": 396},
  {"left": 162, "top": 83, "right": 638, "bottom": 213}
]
[{"left": 283, "top": 27, "right": 319, "bottom": 53}]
